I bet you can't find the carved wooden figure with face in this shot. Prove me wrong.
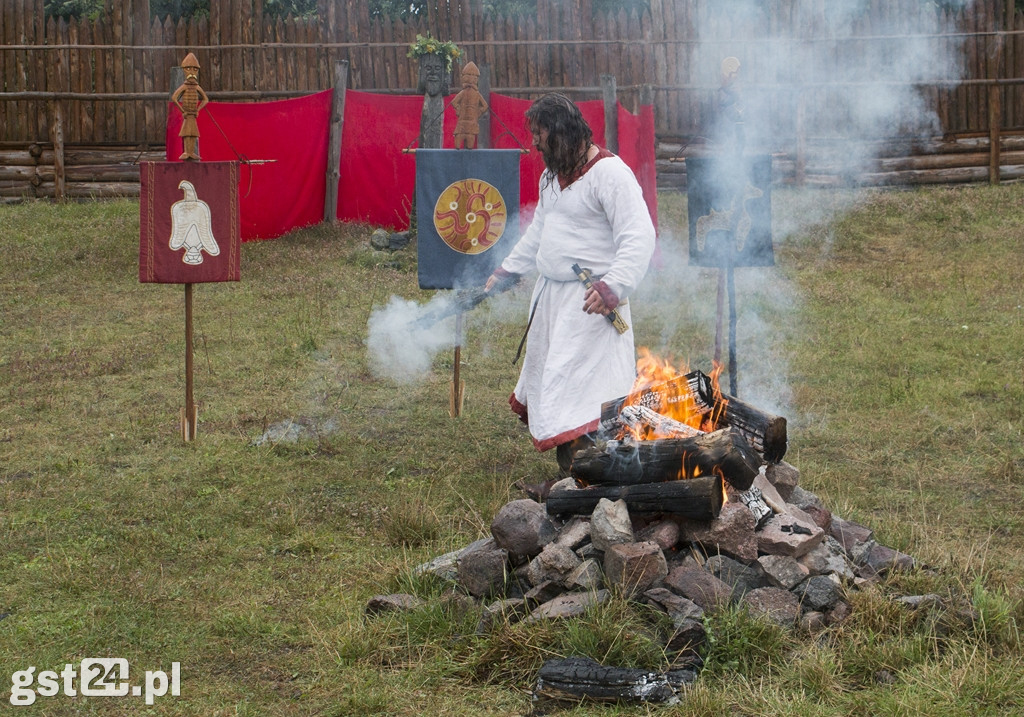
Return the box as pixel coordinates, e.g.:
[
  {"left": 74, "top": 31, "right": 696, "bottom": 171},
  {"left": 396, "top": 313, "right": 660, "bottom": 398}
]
[
  {"left": 171, "top": 52, "right": 210, "bottom": 161},
  {"left": 452, "top": 62, "right": 489, "bottom": 149}
]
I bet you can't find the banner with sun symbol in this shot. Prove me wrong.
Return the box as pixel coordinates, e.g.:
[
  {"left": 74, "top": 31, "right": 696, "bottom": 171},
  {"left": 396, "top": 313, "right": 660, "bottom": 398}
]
[
  {"left": 139, "top": 161, "right": 241, "bottom": 283},
  {"left": 415, "top": 149, "right": 520, "bottom": 290}
]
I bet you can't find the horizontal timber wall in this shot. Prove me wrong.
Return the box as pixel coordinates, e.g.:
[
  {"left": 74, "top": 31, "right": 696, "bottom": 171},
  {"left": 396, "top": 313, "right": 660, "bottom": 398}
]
[{"left": 3, "top": 0, "right": 1024, "bottom": 200}]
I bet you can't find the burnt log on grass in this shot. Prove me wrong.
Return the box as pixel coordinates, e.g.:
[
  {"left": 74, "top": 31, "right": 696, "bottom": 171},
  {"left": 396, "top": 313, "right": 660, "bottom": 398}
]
[
  {"left": 534, "top": 656, "right": 695, "bottom": 705},
  {"left": 545, "top": 475, "right": 724, "bottom": 521},
  {"left": 572, "top": 428, "right": 761, "bottom": 491}
]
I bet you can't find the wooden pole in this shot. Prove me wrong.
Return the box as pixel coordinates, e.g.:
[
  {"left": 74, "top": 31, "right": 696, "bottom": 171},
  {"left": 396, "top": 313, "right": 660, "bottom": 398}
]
[
  {"left": 727, "top": 264, "right": 738, "bottom": 397},
  {"left": 601, "top": 74, "right": 618, "bottom": 154},
  {"left": 795, "top": 89, "right": 807, "bottom": 187},
  {"left": 324, "top": 59, "right": 348, "bottom": 223},
  {"left": 183, "top": 282, "right": 197, "bottom": 441},
  {"left": 51, "top": 100, "right": 65, "bottom": 201},
  {"left": 450, "top": 312, "right": 465, "bottom": 418},
  {"left": 478, "top": 63, "right": 491, "bottom": 149},
  {"left": 713, "top": 269, "right": 725, "bottom": 367},
  {"left": 989, "top": 81, "right": 1002, "bottom": 185}
]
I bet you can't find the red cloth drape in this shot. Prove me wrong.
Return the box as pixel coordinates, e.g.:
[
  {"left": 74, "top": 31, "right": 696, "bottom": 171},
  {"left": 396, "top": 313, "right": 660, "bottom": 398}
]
[
  {"left": 166, "top": 90, "right": 657, "bottom": 241},
  {"left": 166, "top": 90, "right": 331, "bottom": 241}
]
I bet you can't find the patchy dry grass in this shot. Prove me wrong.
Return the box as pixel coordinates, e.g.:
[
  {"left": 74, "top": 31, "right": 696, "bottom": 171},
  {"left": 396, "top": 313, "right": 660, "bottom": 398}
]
[{"left": 1, "top": 184, "right": 1022, "bottom": 715}]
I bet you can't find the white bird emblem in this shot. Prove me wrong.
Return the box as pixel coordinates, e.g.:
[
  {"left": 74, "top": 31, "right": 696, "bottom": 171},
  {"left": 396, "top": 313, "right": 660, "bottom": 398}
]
[{"left": 169, "top": 179, "right": 220, "bottom": 265}]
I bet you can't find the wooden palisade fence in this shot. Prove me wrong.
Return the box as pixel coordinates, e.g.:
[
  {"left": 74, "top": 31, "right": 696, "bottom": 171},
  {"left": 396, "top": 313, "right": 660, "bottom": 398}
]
[{"left": 3, "top": 0, "right": 1024, "bottom": 199}]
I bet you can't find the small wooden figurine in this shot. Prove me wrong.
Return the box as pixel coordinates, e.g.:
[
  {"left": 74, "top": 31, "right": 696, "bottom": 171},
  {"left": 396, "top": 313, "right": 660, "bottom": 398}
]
[
  {"left": 171, "top": 52, "right": 209, "bottom": 161},
  {"left": 452, "top": 61, "right": 488, "bottom": 149}
]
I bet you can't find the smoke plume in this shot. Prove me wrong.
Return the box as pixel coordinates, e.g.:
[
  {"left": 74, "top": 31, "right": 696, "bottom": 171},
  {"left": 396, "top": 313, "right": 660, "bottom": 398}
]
[{"left": 365, "top": 294, "right": 458, "bottom": 383}]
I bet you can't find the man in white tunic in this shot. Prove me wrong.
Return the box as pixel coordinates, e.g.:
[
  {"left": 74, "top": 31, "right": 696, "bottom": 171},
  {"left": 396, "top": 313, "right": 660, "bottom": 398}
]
[{"left": 486, "top": 93, "right": 656, "bottom": 473}]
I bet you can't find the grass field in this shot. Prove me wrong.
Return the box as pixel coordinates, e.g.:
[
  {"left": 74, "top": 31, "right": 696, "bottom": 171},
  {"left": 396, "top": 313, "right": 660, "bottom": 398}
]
[{"left": 1, "top": 185, "right": 1022, "bottom": 715}]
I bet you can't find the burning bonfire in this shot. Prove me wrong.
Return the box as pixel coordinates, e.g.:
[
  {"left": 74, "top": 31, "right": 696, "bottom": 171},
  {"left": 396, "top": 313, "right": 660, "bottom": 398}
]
[
  {"left": 370, "top": 349, "right": 920, "bottom": 707},
  {"left": 549, "top": 347, "right": 787, "bottom": 526}
]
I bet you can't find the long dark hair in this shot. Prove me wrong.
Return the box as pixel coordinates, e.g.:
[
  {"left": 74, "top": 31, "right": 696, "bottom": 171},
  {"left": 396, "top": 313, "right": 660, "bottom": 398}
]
[{"left": 526, "top": 93, "right": 593, "bottom": 185}]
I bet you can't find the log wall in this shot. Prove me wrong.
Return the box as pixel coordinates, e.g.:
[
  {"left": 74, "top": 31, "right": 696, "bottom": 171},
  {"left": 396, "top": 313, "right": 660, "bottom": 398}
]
[
  {"left": 3, "top": 0, "right": 1024, "bottom": 144},
  {"left": 4, "top": 0, "right": 1024, "bottom": 200}
]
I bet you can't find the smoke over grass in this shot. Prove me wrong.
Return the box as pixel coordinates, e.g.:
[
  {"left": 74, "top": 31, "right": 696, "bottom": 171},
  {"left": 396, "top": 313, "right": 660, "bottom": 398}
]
[{"left": 365, "top": 294, "right": 457, "bottom": 383}]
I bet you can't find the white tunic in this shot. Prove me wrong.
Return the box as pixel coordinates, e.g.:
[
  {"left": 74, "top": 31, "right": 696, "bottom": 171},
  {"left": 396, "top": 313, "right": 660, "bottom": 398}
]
[{"left": 500, "top": 151, "right": 656, "bottom": 450}]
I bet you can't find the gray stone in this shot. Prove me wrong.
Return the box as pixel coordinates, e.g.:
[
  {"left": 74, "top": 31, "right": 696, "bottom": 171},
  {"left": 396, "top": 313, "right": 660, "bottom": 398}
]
[
  {"left": 477, "top": 598, "right": 529, "bottom": 632},
  {"left": 527, "top": 544, "right": 582, "bottom": 587},
  {"left": 413, "top": 548, "right": 462, "bottom": 582},
  {"left": 679, "top": 502, "right": 758, "bottom": 563},
  {"left": 565, "top": 558, "right": 603, "bottom": 591},
  {"left": 636, "top": 518, "right": 681, "bottom": 552},
  {"left": 792, "top": 574, "right": 844, "bottom": 612},
  {"left": 740, "top": 587, "right": 801, "bottom": 627},
  {"left": 896, "top": 593, "right": 944, "bottom": 610},
  {"left": 369, "top": 228, "right": 410, "bottom": 251},
  {"left": 365, "top": 593, "right": 425, "bottom": 615},
  {"left": 800, "top": 611, "right": 827, "bottom": 633},
  {"left": 526, "top": 589, "right": 610, "bottom": 622},
  {"left": 765, "top": 461, "right": 800, "bottom": 501},
  {"left": 553, "top": 516, "right": 591, "bottom": 550},
  {"left": 757, "top": 508, "right": 825, "bottom": 558},
  {"left": 706, "top": 554, "right": 770, "bottom": 599},
  {"left": 524, "top": 580, "right": 565, "bottom": 607},
  {"left": 590, "top": 498, "right": 634, "bottom": 552},
  {"left": 829, "top": 516, "right": 874, "bottom": 556},
  {"left": 757, "top": 554, "right": 810, "bottom": 590},
  {"left": 457, "top": 537, "right": 509, "bottom": 598},
  {"left": 825, "top": 600, "right": 853, "bottom": 626},
  {"left": 491, "top": 498, "right": 558, "bottom": 559},
  {"left": 856, "top": 541, "right": 916, "bottom": 578},
  {"left": 662, "top": 565, "right": 732, "bottom": 611},
  {"left": 788, "top": 485, "right": 826, "bottom": 512},
  {"left": 799, "top": 537, "right": 856, "bottom": 581},
  {"left": 643, "top": 588, "right": 705, "bottom": 622},
  {"left": 667, "top": 616, "right": 707, "bottom": 653},
  {"left": 645, "top": 590, "right": 707, "bottom": 653},
  {"left": 603, "top": 541, "right": 668, "bottom": 594},
  {"left": 801, "top": 504, "right": 833, "bottom": 532},
  {"left": 750, "top": 472, "right": 788, "bottom": 513}
]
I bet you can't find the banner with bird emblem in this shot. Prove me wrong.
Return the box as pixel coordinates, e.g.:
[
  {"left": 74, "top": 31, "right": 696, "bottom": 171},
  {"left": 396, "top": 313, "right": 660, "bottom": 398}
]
[
  {"left": 139, "top": 161, "right": 241, "bottom": 283},
  {"left": 415, "top": 149, "right": 520, "bottom": 290},
  {"left": 685, "top": 154, "right": 773, "bottom": 268}
]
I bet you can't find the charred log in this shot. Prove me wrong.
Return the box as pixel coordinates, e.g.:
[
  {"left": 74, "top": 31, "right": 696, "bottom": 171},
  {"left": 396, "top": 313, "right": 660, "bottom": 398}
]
[
  {"left": 616, "top": 404, "right": 704, "bottom": 439},
  {"left": 545, "top": 475, "right": 724, "bottom": 521},
  {"left": 571, "top": 428, "right": 761, "bottom": 491},
  {"left": 601, "top": 370, "right": 787, "bottom": 464},
  {"left": 534, "top": 656, "right": 695, "bottom": 705}
]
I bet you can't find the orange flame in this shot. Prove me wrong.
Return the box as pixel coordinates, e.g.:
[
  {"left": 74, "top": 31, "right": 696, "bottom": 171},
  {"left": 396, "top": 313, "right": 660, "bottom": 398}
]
[
  {"left": 621, "top": 348, "right": 726, "bottom": 439},
  {"left": 617, "top": 349, "right": 730, "bottom": 482}
]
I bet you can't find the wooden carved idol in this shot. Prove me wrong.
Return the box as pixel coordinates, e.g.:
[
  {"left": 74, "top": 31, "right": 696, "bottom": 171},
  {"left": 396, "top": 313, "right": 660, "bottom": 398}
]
[
  {"left": 171, "top": 52, "right": 210, "bottom": 160},
  {"left": 452, "top": 61, "right": 488, "bottom": 149}
]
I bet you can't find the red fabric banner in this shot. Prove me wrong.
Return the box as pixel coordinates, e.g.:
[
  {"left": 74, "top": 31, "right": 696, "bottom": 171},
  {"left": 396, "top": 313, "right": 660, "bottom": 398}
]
[
  {"left": 165, "top": 90, "right": 657, "bottom": 241},
  {"left": 139, "top": 161, "right": 241, "bottom": 283},
  {"left": 166, "top": 91, "right": 331, "bottom": 241}
]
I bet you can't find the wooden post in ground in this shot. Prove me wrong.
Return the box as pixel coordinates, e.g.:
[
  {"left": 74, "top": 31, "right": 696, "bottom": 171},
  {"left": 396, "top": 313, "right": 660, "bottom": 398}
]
[
  {"left": 989, "top": 81, "right": 1002, "bottom": 185},
  {"left": 170, "top": 52, "right": 209, "bottom": 441},
  {"left": 182, "top": 282, "right": 196, "bottom": 440},
  {"left": 601, "top": 74, "right": 618, "bottom": 154},
  {"left": 450, "top": 312, "right": 465, "bottom": 418},
  {"left": 324, "top": 59, "right": 348, "bottom": 223},
  {"left": 51, "top": 99, "right": 65, "bottom": 201}
]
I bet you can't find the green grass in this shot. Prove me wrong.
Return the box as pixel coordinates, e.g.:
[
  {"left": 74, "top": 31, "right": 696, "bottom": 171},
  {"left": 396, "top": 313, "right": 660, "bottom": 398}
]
[{"left": 1, "top": 185, "right": 1022, "bottom": 715}]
